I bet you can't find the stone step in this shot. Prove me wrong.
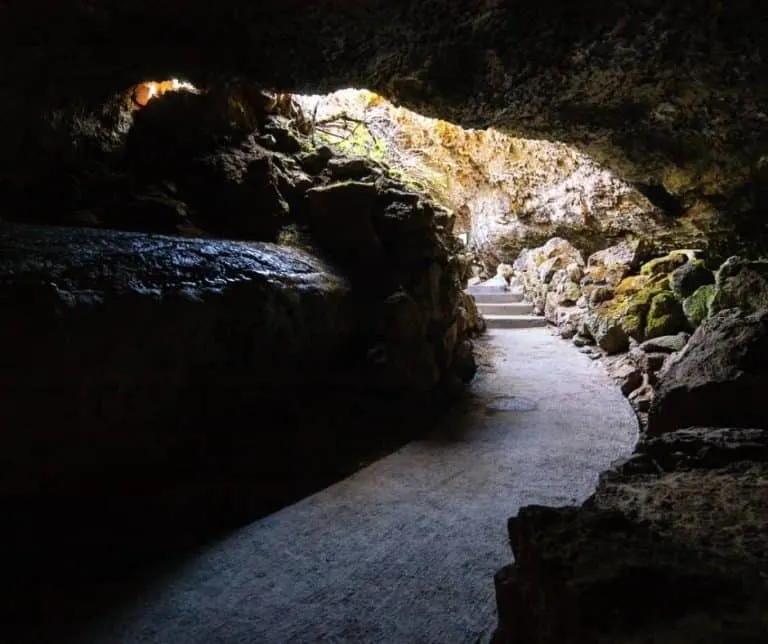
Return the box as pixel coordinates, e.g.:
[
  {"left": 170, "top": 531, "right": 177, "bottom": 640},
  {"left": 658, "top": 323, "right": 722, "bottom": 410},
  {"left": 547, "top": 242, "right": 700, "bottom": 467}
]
[
  {"left": 468, "top": 291, "right": 524, "bottom": 304},
  {"left": 476, "top": 302, "right": 534, "bottom": 316},
  {"left": 483, "top": 314, "right": 548, "bottom": 329}
]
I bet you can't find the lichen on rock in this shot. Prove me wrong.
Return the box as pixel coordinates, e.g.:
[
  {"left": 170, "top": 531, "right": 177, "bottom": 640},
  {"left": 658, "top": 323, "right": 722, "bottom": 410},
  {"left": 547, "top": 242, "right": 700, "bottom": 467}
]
[{"left": 683, "top": 283, "right": 717, "bottom": 327}]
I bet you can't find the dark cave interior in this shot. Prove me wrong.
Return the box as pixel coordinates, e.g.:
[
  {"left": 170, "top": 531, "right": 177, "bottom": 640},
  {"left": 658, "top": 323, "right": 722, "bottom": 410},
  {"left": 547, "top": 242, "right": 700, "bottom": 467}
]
[{"left": 1, "top": 1, "right": 768, "bottom": 642}]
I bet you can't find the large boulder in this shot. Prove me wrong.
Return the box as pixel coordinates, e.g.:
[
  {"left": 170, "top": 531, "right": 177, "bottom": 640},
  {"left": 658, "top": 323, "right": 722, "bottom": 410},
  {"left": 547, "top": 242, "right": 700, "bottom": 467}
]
[
  {"left": 639, "top": 250, "right": 689, "bottom": 277},
  {"left": 306, "top": 181, "right": 385, "bottom": 266},
  {"left": 0, "top": 220, "right": 479, "bottom": 534},
  {"left": 647, "top": 308, "right": 768, "bottom": 435},
  {"left": 709, "top": 257, "right": 768, "bottom": 316},
  {"left": 493, "top": 427, "right": 768, "bottom": 643},
  {"left": 644, "top": 291, "right": 689, "bottom": 339},
  {"left": 584, "top": 256, "right": 691, "bottom": 349},
  {"left": 584, "top": 309, "right": 630, "bottom": 354},
  {"left": 670, "top": 261, "right": 715, "bottom": 300},
  {"left": 682, "top": 283, "right": 717, "bottom": 327},
  {"left": 582, "top": 239, "right": 649, "bottom": 288},
  {"left": 0, "top": 224, "right": 355, "bottom": 502}
]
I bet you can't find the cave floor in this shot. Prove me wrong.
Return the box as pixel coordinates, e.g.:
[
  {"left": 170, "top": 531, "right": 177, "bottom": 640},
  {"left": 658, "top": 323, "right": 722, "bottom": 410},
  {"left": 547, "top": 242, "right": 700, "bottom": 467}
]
[{"left": 77, "top": 329, "right": 638, "bottom": 644}]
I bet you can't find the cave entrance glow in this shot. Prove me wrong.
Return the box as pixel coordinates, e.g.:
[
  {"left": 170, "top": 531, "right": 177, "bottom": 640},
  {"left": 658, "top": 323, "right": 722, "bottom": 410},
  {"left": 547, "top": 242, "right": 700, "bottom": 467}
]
[
  {"left": 291, "top": 88, "right": 660, "bottom": 276},
  {"left": 131, "top": 78, "right": 201, "bottom": 107}
]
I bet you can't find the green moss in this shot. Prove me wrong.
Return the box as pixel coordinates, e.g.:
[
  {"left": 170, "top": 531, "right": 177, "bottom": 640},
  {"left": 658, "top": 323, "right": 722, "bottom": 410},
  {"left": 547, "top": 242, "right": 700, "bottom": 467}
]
[
  {"left": 614, "top": 275, "right": 652, "bottom": 297},
  {"left": 640, "top": 252, "right": 688, "bottom": 276},
  {"left": 683, "top": 283, "right": 716, "bottom": 327},
  {"left": 595, "top": 280, "right": 670, "bottom": 342},
  {"left": 645, "top": 291, "right": 688, "bottom": 339}
]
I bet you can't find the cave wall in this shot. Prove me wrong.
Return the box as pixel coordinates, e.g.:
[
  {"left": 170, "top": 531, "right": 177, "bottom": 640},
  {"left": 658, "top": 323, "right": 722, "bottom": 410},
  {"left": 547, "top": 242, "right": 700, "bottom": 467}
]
[{"left": 2, "top": 0, "right": 767, "bottom": 256}]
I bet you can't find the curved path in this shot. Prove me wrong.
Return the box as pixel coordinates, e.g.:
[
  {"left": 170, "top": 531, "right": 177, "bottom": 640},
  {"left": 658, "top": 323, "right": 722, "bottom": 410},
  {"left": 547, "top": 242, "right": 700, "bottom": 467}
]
[{"left": 83, "top": 329, "right": 638, "bottom": 644}]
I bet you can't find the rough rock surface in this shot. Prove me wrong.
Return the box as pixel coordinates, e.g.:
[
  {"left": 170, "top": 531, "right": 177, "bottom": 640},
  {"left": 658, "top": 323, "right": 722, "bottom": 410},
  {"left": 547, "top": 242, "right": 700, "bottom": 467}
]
[
  {"left": 710, "top": 257, "right": 768, "bottom": 316},
  {"left": 670, "top": 260, "right": 714, "bottom": 299},
  {"left": 648, "top": 308, "right": 768, "bottom": 436},
  {"left": 2, "top": 1, "right": 768, "bottom": 260},
  {"left": 582, "top": 239, "right": 649, "bottom": 288},
  {"left": 0, "top": 222, "right": 480, "bottom": 567},
  {"left": 0, "top": 224, "right": 355, "bottom": 514},
  {"left": 513, "top": 237, "right": 584, "bottom": 318},
  {"left": 296, "top": 89, "right": 704, "bottom": 273},
  {"left": 493, "top": 427, "right": 768, "bottom": 643}
]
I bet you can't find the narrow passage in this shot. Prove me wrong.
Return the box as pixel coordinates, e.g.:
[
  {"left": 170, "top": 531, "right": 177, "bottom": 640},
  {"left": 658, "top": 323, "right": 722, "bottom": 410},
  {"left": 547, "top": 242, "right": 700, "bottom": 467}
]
[{"left": 86, "top": 328, "right": 638, "bottom": 644}]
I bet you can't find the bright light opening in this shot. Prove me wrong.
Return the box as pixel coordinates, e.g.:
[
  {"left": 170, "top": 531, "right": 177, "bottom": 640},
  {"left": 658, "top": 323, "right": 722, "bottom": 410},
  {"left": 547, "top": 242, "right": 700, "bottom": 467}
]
[{"left": 131, "top": 78, "right": 201, "bottom": 107}]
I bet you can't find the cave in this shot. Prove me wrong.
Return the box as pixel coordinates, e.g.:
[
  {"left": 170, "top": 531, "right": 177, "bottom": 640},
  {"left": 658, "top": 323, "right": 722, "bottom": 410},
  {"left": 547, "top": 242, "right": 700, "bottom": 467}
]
[{"left": 1, "top": 2, "right": 767, "bottom": 643}]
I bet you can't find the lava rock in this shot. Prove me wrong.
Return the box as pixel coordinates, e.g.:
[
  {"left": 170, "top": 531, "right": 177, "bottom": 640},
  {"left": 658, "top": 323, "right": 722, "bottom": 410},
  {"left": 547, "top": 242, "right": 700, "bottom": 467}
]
[
  {"left": 306, "top": 181, "right": 384, "bottom": 266},
  {"left": 644, "top": 291, "right": 689, "bottom": 339},
  {"left": 583, "top": 239, "right": 649, "bottom": 287},
  {"left": 670, "top": 261, "right": 715, "bottom": 299},
  {"left": 683, "top": 283, "right": 716, "bottom": 327},
  {"left": 710, "top": 256, "right": 768, "bottom": 316},
  {"left": 639, "top": 332, "right": 690, "bottom": 353},
  {"left": 647, "top": 308, "right": 768, "bottom": 435}
]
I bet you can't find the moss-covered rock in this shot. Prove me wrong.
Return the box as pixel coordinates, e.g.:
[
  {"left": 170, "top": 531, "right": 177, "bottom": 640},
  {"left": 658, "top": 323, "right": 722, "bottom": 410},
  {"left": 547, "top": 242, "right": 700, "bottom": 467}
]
[
  {"left": 645, "top": 291, "right": 689, "bottom": 339},
  {"left": 640, "top": 252, "right": 688, "bottom": 277},
  {"left": 683, "top": 283, "right": 717, "bottom": 327},
  {"left": 585, "top": 310, "right": 630, "bottom": 354},
  {"left": 670, "top": 261, "right": 715, "bottom": 300},
  {"left": 584, "top": 239, "right": 650, "bottom": 288}
]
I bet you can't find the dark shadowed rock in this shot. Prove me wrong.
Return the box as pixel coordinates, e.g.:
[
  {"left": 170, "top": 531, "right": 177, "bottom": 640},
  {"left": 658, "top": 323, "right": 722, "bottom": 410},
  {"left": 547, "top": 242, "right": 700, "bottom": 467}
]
[
  {"left": 493, "top": 425, "right": 768, "bottom": 643},
  {"left": 670, "top": 261, "right": 715, "bottom": 299},
  {"left": 709, "top": 256, "right": 768, "bottom": 316},
  {"left": 0, "top": 224, "right": 355, "bottom": 498},
  {"left": 306, "top": 181, "right": 385, "bottom": 266},
  {"left": 647, "top": 308, "right": 768, "bottom": 436},
  {"left": 637, "top": 427, "right": 768, "bottom": 472}
]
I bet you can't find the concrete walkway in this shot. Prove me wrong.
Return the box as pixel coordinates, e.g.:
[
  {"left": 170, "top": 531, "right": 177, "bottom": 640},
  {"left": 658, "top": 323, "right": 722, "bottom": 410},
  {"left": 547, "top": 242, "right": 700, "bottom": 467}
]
[{"left": 82, "top": 329, "right": 638, "bottom": 644}]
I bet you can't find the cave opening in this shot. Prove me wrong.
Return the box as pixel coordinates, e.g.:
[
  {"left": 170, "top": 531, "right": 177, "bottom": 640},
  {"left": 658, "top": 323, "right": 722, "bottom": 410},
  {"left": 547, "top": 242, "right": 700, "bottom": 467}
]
[
  {"left": 1, "top": 74, "right": 767, "bottom": 644},
  {"left": 1, "top": 1, "right": 768, "bottom": 639}
]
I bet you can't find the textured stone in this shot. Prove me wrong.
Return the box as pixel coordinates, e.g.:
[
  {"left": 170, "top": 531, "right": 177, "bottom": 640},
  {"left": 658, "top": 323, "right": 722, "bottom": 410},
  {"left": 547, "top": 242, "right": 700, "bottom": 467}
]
[
  {"left": 4, "top": 0, "right": 766, "bottom": 255},
  {"left": 683, "top": 283, "right": 717, "bottom": 327},
  {"left": 583, "top": 239, "right": 649, "bottom": 287},
  {"left": 640, "top": 251, "right": 688, "bottom": 277},
  {"left": 648, "top": 308, "right": 768, "bottom": 435},
  {"left": 644, "top": 291, "right": 689, "bottom": 339},
  {"left": 670, "top": 261, "right": 715, "bottom": 299},
  {"left": 639, "top": 332, "right": 690, "bottom": 354},
  {"left": 710, "top": 257, "right": 768, "bottom": 316},
  {"left": 494, "top": 426, "right": 768, "bottom": 643}
]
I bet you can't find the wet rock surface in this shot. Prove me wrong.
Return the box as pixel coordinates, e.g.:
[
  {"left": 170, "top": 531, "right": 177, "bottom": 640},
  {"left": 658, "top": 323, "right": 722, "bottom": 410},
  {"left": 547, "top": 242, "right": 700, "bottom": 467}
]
[{"left": 0, "top": 210, "right": 480, "bottom": 636}]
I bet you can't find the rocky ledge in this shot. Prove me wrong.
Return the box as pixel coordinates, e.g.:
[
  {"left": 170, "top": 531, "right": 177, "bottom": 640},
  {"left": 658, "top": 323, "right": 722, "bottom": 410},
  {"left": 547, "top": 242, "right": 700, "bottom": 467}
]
[
  {"left": 490, "top": 238, "right": 768, "bottom": 641},
  {"left": 493, "top": 426, "right": 768, "bottom": 643},
  {"left": 0, "top": 217, "right": 483, "bottom": 621}
]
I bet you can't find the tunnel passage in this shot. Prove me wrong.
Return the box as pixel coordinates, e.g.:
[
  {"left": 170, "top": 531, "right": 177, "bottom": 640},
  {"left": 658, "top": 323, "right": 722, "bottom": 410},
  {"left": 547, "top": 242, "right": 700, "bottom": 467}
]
[{"left": 0, "top": 4, "right": 767, "bottom": 641}]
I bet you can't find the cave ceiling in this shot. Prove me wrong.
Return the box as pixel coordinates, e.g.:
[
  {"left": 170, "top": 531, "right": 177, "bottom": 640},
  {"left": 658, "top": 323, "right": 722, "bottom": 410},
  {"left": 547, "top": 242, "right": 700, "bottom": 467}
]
[{"left": 1, "top": 0, "right": 766, "bottom": 230}]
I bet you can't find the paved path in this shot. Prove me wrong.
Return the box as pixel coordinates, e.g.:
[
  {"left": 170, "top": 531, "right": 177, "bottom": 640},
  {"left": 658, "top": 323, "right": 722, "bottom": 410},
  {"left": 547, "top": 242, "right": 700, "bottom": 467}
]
[{"left": 83, "top": 329, "right": 638, "bottom": 644}]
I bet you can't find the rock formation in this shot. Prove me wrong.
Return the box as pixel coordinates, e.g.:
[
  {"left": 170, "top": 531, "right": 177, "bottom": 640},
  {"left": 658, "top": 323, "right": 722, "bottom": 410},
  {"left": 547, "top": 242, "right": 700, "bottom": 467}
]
[
  {"left": 0, "top": 84, "right": 486, "bottom": 619},
  {"left": 1, "top": 1, "right": 768, "bottom": 640},
  {"left": 494, "top": 428, "right": 768, "bottom": 643},
  {"left": 2, "top": 1, "right": 767, "bottom": 258},
  {"left": 496, "top": 240, "right": 768, "bottom": 640}
]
